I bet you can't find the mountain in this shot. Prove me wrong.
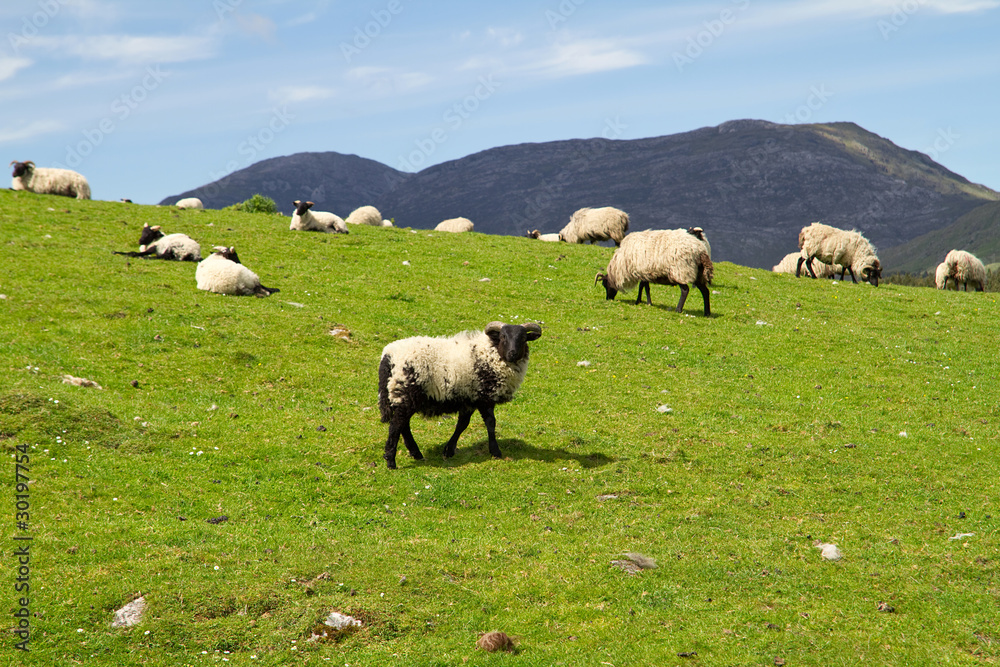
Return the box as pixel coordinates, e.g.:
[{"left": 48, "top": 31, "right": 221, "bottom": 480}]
[
  {"left": 161, "top": 120, "right": 998, "bottom": 270},
  {"left": 160, "top": 151, "right": 408, "bottom": 218}
]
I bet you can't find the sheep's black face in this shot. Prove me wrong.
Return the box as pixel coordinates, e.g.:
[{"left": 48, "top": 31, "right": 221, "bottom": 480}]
[
  {"left": 138, "top": 224, "right": 164, "bottom": 246},
  {"left": 595, "top": 273, "right": 617, "bottom": 300},
  {"left": 863, "top": 262, "right": 882, "bottom": 287},
  {"left": 486, "top": 323, "right": 542, "bottom": 364},
  {"left": 11, "top": 162, "right": 30, "bottom": 178},
  {"left": 293, "top": 200, "right": 314, "bottom": 216}
]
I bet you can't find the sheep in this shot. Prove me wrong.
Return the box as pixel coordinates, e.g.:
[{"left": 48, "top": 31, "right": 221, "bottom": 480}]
[
  {"left": 796, "top": 222, "right": 882, "bottom": 286},
  {"left": 940, "top": 249, "right": 986, "bottom": 291},
  {"left": 686, "top": 226, "right": 712, "bottom": 259},
  {"left": 346, "top": 205, "right": 388, "bottom": 226},
  {"left": 10, "top": 160, "right": 90, "bottom": 199},
  {"left": 377, "top": 321, "right": 543, "bottom": 469},
  {"left": 113, "top": 223, "right": 201, "bottom": 261},
  {"left": 195, "top": 246, "right": 278, "bottom": 297},
  {"left": 381, "top": 219, "right": 394, "bottom": 227},
  {"left": 434, "top": 217, "right": 474, "bottom": 233},
  {"left": 935, "top": 261, "right": 950, "bottom": 290},
  {"left": 558, "top": 206, "right": 629, "bottom": 246},
  {"left": 772, "top": 251, "right": 842, "bottom": 278},
  {"left": 289, "top": 200, "right": 348, "bottom": 234},
  {"left": 525, "top": 229, "right": 562, "bottom": 242},
  {"left": 175, "top": 197, "right": 204, "bottom": 209},
  {"left": 595, "top": 228, "right": 714, "bottom": 316}
]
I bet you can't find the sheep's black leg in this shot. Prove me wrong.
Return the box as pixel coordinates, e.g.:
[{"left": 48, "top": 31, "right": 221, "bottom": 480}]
[
  {"left": 400, "top": 421, "right": 423, "bottom": 461},
  {"left": 795, "top": 256, "right": 805, "bottom": 277},
  {"left": 635, "top": 281, "right": 651, "bottom": 305},
  {"left": 384, "top": 409, "right": 416, "bottom": 469},
  {"left": 675, "top": 284, "right": 690, "bottom": 313},
  {"left": 696, "top": 283, "right": 711, "bottom": 317},
  {"left": 479, "top": 404, "right": 503, "bottom": 459},
  {"left": 807, "top": 259, "right": 819, "bottom": 279},
  {"left": 846, "top": 267, "right": 858, "bottom": 283},
  {"left": 442, "top": 409, "right": 474, "bottom": 459}
]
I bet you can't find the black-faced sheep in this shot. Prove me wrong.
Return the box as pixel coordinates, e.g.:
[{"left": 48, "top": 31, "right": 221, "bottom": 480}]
[
  {"left": 559, "top": 206, "right": 629, "bottom": 246},
  {"left": 10, "top": 160, "right": 90, "bottom": 199},
  {"left": 434, "top": 217, "right": 474, "bottom": 233},
  {"left": 938, "top": 249, "right": 986, "bottom": 291},
  {"left": 377, "top": 321, "right": 542, "bottom": 469},
  {"left": 346, "top": 205, "right": 390, "bottom": 226},
  {"left": 113, "top": 223, "right": 202, "bottom": 262},
  {"left": 525, "top": 229, "right": 562, "bottom": 242},
  {"left": 290, "top": 200, "right": 348, "bottom": 234},
  {"left": 175, "top": 197, "right": 204, "bottom": 209},
  {"left": 195, "top": 246, "right": 278, "bottom": 297},
  {"left": 596, "top": 228, "right": 714, "bottom": 316},
  {"left": 796, "top": 222, "right": 881, "bottom": 286}
]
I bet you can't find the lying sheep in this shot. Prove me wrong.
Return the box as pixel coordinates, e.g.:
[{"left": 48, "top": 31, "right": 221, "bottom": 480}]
[
  {"left": 289, "top": 200, "right": 348, "bottom": 234},
  {"left": 940, "top": 249, "right": 986, "bottom": 291},
  {"left": 773, "top": 251, "right": 841, "bottom": 278},
  {"left": 377, "top": 321, "right": 542, "bottom": 469},
  {"left": 595, "top": 228, "right": 714, "bottom": 316},
  {"left": 559, "top": 206, "right": 629, "bottom": 246},
  {"left": 525, "top": 229, "right": 562, "bottom": 242},
  {"left": 113, "top": 223, "right": 201, "bottom": 261},
  {"left": 434, "top": 217, "right": 474, "bottom": 233},
  {"left": 195, "top": 246, "right": 278, "bottom": 297},
  {"left": 346, "top": 205, "right": 389, "bottom": 226},
  {"left": 10, "top": 160, "right": 90, "bottom": 199},
  {"left": 175, "top": 197, "right": 204, "bottom": 209},
  {"left": 796, "top": 222, "right": 881, "bottom": 286}
]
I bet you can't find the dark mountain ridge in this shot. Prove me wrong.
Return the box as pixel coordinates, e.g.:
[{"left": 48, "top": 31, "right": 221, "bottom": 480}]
[{"left": 161, "top": 120, "right": 998, "bottom": 270}]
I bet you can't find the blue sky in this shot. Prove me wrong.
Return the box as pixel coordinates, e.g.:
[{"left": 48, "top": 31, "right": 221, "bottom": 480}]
[{"left": 2, "top": 0, "right": 999, "bottom": 204}]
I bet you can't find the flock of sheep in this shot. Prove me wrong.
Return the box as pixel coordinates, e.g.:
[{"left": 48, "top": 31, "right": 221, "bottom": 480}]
[{"left": 11, "top": 159, "right": 990, "bottom": 469}]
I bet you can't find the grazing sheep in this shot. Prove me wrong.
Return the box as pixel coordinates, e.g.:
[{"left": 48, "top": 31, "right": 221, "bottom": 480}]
[
  {"left": 113, "top": 223, "right": 201, "bottom": 261},
  {"left": 289, "top": 200, "right": 348, "bottom": 234},
  {"left": 773, "top": 251, "right": 841, "bottom": 278},
  {"left": 195, "top": 246, "right": 278, "bottom": 297},
  {"left": 559, "top": 207, "right": 629, "bottom": 246},
  {"left": 175, "top": 197, "right": 204, "bottom": 209},
  {"left": 595, "top": 229, "right": 714, "bottom": 316},
  {"left": 935, "top": 261, "right": 950, "bottom": 290},
  {"left": 381, "top": 219, "right": 394, "bottom": 227},
  {"left": 10, "top": 160, "right": 90, "bottom": 199},
  {"left": 796, "top": 222, "right": 881, "bottom": 286},
  {"left": 525, "top": 229, "right": 562, "bottom": 242},
  {"left": 941, "top": 249, "right": 986, "bottom": 291},
  {"left": 434, "top": 217, "right": 474, "bottom": 233},
  {"left": 377, "top": 321, "right": 542, "bottom": 469},
  {"left": 346, "top": 205, "right": 387, "bottom": 226}
]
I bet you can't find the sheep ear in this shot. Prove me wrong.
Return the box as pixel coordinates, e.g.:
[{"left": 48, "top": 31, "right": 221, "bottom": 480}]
[
  {"left": 522, "top": 322, "right": 542, "bottom": 341},
  {"left": 152, "top": 225, "right": 161, "bottom": 231},
  {"left": 293, "top": 200, "right": 301, "bottom": 206},
  {"left": 142, "top": 223, "right": 149, "bottom": 228}
]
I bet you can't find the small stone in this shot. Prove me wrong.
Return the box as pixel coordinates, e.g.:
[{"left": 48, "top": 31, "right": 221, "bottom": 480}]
[
  {"left": 477, "top": 630, "right": 515, "bottom": 653},
  {"left": 111, "top": 596, "right": 146, "bottom": 628}
]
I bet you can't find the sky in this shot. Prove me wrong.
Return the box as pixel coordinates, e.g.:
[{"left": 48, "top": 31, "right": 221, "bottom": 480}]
[{"left": 2, "top": 0, "right": 999, "bottom": 205}]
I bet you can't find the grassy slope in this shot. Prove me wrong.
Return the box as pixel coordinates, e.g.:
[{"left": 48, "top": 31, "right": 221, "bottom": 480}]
[
  {"left": 1, "top": 190, "right": 998, "bottom": 666},
  {"left": 882, "top": 201, "right": 1000, "bottom": 274}
]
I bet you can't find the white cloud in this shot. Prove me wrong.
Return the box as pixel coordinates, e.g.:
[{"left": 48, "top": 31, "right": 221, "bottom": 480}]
[
  {"left": 0, "top": 119, "right": 65, "bottom": 144},
  {"left": 347, "top": 67, "right": 432, "bottom": 95},
  {"left": 0, "top": 56, "right": 32, "bottom": 81},
  {"left": 287, "top": 12, "right": 318, "bottom": 27},
  {"left": 740, "top": 0, "right": 1000, "bottom": 31},
  {"left": 268, "top": 85, "right": 335, "bottom": 104},
  {"left": 486, "top": 27, "right": 525, "bottom": 48},
  {"left": 30, "top": 34, "right": 215, "bottom": 63}
]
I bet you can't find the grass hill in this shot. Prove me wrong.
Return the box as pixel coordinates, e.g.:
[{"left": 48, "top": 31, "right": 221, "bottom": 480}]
[
  {"left": 2, "top": 189, "right": 998, "bottom": 665},
  {"left": 882, "top": 201, "right": 1000, "bottom": 274},
  {"left": 159, "top": 120, "right": 999, "bottom": 271}
]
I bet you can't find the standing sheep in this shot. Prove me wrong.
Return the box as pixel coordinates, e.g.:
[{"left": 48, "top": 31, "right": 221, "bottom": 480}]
[
  {"left": 595, "top": 228, "right": 714, "bottom": 316},
  {"left": 940, "top": 249, "right": 986, "bottom": 291},
  {"left": 10, "top": 161, "right": 90, "bottom": 199},
  {"left": 289, "top": 200, "right": 348, "bottom": 234},
  {"left": 346, "top": 205, "right": 389, "bottom": 226},
  {"left": 377, "top": 321, "right": 543, "bottom": 469},
  {"left": 195, "top": 246, "right": 279, "bottom": 297},
  {"left": 175, "top": 197, "right": 204, "bottom": 209},
  {"left": 525, "top": 229, "right": 562, "bottom": 242},
  {"left": 113, "top": 223, "right": 201, "bottom": 261},
  {"left": 434, "top": 217, "right": 474, "bottom": 233},
  {"left": 796, "top": 222, "right": 882, "bottom": 286},
  {"left": 559, "top": 207, "right": 629, "bottom": 246}
]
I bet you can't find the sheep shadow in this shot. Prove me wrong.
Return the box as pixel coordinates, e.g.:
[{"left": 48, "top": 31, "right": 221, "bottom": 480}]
[{"left": 409, "top": 438, "right": 615, "bottom": 469}]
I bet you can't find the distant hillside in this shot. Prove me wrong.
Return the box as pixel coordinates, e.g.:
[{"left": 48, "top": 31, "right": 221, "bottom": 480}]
[
  {"left": 162, "top": 120, "right": 998, "bottom": 269},
  {"left": 159, "top": 151, "right": 408, "bottom": 216},
  {"left": 881, "top": 201, "right": 1000, "bottom": 274}
]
